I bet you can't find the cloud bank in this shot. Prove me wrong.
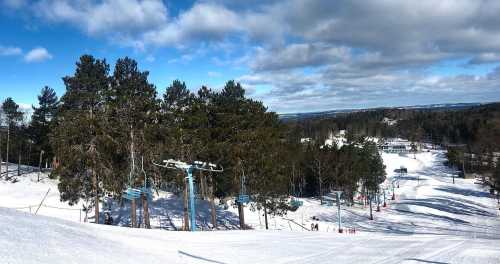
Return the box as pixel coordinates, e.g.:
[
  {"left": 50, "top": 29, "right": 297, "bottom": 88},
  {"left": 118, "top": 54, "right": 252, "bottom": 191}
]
[{"left": 4, "top": 0, "right": 500, "bottom": 112}]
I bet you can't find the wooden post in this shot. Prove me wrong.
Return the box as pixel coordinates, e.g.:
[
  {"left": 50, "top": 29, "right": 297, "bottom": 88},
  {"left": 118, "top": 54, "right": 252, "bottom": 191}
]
[
  {"left": 238, "top": 201, "right": 245, "bottom": 230},
  {"left": 142, "top": 193, "right": 151, "bottom": 229},
  {"left": 131, "top": 198, "right": 137, "bottom": 228}
]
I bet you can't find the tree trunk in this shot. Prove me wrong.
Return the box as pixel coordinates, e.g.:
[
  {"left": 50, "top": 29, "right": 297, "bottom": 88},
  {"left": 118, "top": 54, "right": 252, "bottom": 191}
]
[
  {"left": 264, "top": 204, "right": 269, "bottom": 230},
  {"left": 208, "top": 176, "right": 217, "bottom": 229},
  {"left": 38, "top": 150, "right": 44, "bottom": 182},
  {"left": 199, "top": 171, "right": 207, "bottom": 200},
  {"left": 183, "top": 179, "right": 190, "bottom": 231},
  {"left": 369, "top": 195, "right": 373, "bottom": 220},
  {"left": 142, "top": 193, "right": 151, "bottom": 229},
  {"left": 376, "top": 192, "right": 380, "bottom": 212},
  {"left": 238, "top": 202, "right": 245, "bottom": 230},
  {"left": 6, "top": 125, "right": 10, "bottom": 176},
  {"left": 318, "top": 160, "right": 323, "bottom": 204},
  {"left": 131, "top": 199, "right": 137, "bottom": 228},
  {"left": 93, "top": 170, "right": 99, "bottom": 224},
  {"left": 18, "top": 152, "right": 21, "bottom": 176}
]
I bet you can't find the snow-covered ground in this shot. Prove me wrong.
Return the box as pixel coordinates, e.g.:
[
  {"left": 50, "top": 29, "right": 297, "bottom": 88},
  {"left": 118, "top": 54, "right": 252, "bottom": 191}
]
[
  {"left": 1, "top": 149, "right": 500, "bottom": 263},
  {"left": 1, "top": 207, "right": 499, "bottom": 264},
  {"left": 229, "top": 150, "right": 500, "bottom": 239}
]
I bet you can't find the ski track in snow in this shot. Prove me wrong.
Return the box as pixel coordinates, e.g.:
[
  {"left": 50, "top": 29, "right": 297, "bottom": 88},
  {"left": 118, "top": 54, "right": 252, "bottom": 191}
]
[{"left": 1, "top": 149, "right": 500, "bottom": 263}]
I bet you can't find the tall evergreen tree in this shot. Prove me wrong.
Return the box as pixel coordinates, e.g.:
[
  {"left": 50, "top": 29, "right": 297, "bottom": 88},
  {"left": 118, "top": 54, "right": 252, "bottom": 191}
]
[
  {"left": 162, "top": 79, "right": 196, "bottom": 230},
  {"left": 107, "top": 57, "right": 158, "bottom": 228},
  {"left": 51, "top": 55, "right": 110, "bottom": 224},
  {"left": 1, "top": 97, "right": 23, "bottom": 174},
  {"left": 29, "top": 86, "right": 58, "bottom": 166}
]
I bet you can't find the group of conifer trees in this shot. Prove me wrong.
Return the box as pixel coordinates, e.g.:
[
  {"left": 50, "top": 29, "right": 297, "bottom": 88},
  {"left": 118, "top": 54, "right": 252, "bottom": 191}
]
[{"left": 1, "top": 54, "right": 387, "bottom": 229}]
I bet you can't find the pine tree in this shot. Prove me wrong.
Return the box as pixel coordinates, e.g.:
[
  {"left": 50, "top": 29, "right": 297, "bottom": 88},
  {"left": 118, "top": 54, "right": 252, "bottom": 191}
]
[
  {"left": 29, "top": 86, "right": 58, "bottom": 166},
  {"left": 51, "top": 55, "right": 110, "bottom": 224},
  {"left": 107, "top": 57, "right": 158, "bottom": 228},
  {"left": 162, "top": 79, "right": 196, "bottom": 230},
  {"left": 2, "top": 97, "right": 23, "bottom": 175}
]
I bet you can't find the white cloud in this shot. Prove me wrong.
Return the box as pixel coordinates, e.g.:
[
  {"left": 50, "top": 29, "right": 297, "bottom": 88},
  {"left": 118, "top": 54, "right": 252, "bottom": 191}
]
[
  {"left": 7, "top": 0, "right": 500, "bottom": 111},
  {"left": 35, "top": 0, "right": 168, "bottom": 36},
  {"left": 0, "top": 45, "right": 22, "bottom": 56},
  {"left": 142, "top": 2, "right": 241, "bottom": 47},
  {"left": 24, "top": 47, "right": 52, "bottom": 63}
]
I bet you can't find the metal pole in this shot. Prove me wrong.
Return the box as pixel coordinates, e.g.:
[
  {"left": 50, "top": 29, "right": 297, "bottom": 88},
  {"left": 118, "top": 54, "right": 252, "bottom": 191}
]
[{"left": 187, "top": 167, "right": 196, "bottom": 231}]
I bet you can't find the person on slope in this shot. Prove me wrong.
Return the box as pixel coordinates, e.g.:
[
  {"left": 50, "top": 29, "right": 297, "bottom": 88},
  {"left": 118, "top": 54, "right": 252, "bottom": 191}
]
[{"left": 104, "top": 212, "right": 113, "bottom": 225}]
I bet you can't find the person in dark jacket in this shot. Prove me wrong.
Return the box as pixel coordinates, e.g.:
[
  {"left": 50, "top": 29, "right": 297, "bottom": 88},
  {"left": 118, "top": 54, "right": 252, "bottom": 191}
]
[{"left": 104, "top": 212, "right": 113, "bottom": 225}]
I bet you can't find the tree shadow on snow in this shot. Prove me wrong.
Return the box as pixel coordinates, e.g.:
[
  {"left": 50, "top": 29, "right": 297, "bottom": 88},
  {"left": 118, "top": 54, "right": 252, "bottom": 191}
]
[
  {"left": 404, "top": 258, "right": 449, "bottom": 264},
  {"left": 398, "top": 198, "right": 495, "bottom": 217},
  {"left": 108, "top": 196, "right": 241, "bottom": 231},
  {"left": 178, "top": 250, "right": 227, "bottom": 264},
  {"left": 435, "top": 186, "right": 491, "bottom": 199}
]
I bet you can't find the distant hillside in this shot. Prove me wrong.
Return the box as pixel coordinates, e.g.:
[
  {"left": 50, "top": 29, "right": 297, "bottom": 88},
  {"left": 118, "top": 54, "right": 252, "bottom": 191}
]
[{"left": 279, "top": 102, "right": 485, "bottom": 121}]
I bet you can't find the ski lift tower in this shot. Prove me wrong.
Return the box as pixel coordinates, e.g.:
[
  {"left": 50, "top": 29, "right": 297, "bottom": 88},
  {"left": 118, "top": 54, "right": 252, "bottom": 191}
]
[
  {"left": 154, "top": 159, "right": 223, "bottom": 231},
  {"left": 332, "top": 191, "right": 343, "bottom": 233},
  {"left": 324, "top": 191, "right": 343, "bottom": 233}
]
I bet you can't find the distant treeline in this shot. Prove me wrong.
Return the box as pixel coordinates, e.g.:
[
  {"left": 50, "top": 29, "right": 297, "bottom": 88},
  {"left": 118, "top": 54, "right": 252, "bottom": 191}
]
[
  {"left": 285, "top": 103, "right": 500, "bottom": 188},
  {"left": 286, "top": 103, "right": 500, "bottom": 151}
]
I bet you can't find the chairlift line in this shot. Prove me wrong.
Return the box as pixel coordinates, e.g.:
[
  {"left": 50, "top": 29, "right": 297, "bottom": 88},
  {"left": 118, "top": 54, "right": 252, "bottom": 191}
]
[{"left": 153, "top": 158, "right": 223, "bottom": 232}]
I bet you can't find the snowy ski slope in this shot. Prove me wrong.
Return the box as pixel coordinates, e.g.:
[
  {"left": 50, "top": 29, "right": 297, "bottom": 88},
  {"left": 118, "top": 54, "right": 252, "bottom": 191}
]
[{"left": 1, "top": 149, "right": 499, "bottom": 263}]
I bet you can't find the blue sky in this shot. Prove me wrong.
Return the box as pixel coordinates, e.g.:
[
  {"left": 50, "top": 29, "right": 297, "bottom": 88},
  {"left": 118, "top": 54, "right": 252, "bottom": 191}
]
[{"left": 1, "top": 0, "right": 500, "bottom": 113}]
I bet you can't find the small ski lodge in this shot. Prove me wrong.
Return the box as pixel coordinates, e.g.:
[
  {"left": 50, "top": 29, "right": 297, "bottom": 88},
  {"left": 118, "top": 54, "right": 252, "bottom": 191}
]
[{"left": 379, "top": 138, "right": 413, "bottom": 153}]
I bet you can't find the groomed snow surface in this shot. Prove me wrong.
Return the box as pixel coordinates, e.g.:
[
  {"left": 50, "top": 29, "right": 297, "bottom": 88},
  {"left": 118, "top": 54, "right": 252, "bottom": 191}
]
[{"left": 1, "top": 149, "right": 500, "bottom": 263}]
